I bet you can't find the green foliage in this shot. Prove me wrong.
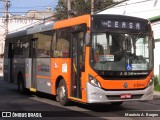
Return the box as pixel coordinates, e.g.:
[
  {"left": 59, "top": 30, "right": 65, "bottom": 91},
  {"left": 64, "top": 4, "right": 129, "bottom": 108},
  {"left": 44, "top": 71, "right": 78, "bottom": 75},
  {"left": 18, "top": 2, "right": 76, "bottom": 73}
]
[
  {"left": 154, "top": 85, "right": 160, "bottom": 91},
  {"left": 54, "top": 0, "right": 116, "bottom": 21},
  {"left": 54, "top": 0, "right": 68, "bottom": 21},
  {"left": 154, "top": 75, "right": 160, "bottom": 91},
  {"left": 154, "top": 75, "right": 159, "bottom": 86},
  {"left": 94, "top": 0, "right": 115, "bottom": 12}
]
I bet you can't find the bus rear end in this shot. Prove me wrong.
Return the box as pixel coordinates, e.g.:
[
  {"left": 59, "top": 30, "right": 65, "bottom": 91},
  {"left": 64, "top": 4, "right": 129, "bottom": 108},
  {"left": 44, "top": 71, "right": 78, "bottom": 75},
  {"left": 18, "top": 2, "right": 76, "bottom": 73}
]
[{"left": 85, "top": 15, "right": 154, "bottom": 104}]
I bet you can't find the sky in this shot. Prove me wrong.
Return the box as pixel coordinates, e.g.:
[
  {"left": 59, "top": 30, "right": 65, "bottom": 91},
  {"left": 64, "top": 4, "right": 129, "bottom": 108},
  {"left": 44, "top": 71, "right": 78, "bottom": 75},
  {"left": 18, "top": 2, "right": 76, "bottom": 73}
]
[
  {"left": 0, "top": 0, "right": 59, "bottom": 16},
  {"left": 0, "top": 0, "right": 123, "bottom": 16}
]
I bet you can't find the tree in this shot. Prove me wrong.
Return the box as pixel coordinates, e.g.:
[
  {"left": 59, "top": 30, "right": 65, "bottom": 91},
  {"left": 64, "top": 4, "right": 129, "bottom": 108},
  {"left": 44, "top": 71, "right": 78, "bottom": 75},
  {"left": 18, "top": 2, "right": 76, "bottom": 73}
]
[
  {"left": 54, "top": 0, "right": 116, "bottom": 21},
  {"left": 54, "top": 0, "right": 68, "bottom": 21}
]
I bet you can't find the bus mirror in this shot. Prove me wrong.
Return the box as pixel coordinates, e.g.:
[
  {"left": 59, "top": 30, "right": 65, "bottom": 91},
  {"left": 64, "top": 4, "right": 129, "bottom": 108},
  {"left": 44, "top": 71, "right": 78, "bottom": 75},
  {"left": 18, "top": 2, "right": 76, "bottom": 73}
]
[{"left": 85, "top": 33, "right": 90, "bottom": 45}]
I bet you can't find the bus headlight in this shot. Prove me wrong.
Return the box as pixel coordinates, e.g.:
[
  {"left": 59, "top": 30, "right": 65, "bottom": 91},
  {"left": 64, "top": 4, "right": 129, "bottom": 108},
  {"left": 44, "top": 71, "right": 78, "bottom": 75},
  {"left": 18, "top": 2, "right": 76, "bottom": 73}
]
[
  {"left": 89, "top": 75, "right": 101, "bottom": 88},
  {"left": 147, "top": 77, "right": 153, "bottom": 87}
]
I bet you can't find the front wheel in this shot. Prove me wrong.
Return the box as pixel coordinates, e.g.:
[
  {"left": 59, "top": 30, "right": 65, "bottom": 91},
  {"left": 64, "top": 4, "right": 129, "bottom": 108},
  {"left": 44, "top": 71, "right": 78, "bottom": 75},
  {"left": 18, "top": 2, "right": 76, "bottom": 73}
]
[{"left": 57, "top": 79, "right": 70, "bottom": 106}]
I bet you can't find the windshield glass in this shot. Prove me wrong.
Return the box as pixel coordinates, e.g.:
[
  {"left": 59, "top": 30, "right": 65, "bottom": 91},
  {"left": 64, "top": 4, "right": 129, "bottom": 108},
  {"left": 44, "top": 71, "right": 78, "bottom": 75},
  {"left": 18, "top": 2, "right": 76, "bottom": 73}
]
[{"left": 91, "top": 33, "right": 153, "bottom": 71}]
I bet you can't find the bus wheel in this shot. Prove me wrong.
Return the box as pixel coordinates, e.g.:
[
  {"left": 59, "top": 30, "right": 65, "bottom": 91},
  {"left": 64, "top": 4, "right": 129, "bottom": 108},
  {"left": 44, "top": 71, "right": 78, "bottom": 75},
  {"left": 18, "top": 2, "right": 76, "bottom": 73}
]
[
  {"left": 57, "top": 79, "right": 69, "bottom": 106},
  {"left": 18, "top": 74, "right": 26, "bottom": 94},
  {"left": 56, "top": 87, "right": 59, "bottom": 102},
  {"left": 111, "top": 102, "right": 123, "bottom": 106}
]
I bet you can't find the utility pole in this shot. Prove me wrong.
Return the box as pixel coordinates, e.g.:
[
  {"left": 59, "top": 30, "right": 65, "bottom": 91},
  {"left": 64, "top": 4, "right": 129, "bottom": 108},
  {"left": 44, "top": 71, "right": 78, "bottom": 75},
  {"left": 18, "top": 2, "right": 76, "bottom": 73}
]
[
  {"left": 5, "top": 0, "right": 9, "bottom": 36},
  {"left": 91, "top": 0, "right": 94, "bottom": 15},
  {"left": 67, "top": 0, "right": 71, "bottom": 18}
]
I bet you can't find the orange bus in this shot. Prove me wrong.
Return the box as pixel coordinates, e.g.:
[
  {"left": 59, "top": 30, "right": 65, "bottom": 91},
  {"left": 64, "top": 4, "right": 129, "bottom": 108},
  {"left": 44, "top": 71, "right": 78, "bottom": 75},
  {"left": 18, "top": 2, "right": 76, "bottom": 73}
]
[{"left": 4, "top": 14, "right": 154, "bottom": 106}]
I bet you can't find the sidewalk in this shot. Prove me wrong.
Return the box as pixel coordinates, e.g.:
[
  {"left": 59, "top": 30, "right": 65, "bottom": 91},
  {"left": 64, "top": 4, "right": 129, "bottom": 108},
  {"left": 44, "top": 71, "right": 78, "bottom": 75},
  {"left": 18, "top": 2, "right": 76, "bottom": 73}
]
[{"left": 154, "top": 91, "right": 160, "bottom": 96}]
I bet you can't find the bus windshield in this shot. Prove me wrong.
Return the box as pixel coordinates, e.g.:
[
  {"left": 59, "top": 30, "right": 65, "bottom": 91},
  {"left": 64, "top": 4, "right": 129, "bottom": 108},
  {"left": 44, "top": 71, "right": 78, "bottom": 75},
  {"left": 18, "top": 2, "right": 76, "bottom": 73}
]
[{"left": 91, "top": 33, "right": 153, "bottom": 71}]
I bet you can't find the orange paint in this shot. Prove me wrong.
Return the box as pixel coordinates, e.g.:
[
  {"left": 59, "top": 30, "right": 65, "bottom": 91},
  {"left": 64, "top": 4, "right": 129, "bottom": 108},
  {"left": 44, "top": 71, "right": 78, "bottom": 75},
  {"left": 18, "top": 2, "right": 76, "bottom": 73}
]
[
  {"left": 49, "top": 15, "right": 153, "bottom": 103},
  {"left": 54, "top": 14, "right": 91, "bottom": 29},
  {"left": 36, "top": 76, "right": 51, "bottom": 80},
  {"left": 50, "top": 58, "right": 71, "bottom": 95}
]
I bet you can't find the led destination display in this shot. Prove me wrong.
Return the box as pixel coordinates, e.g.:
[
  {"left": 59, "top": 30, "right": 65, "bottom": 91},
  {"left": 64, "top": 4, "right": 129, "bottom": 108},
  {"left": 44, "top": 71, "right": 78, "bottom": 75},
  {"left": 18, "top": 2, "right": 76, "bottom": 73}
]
[
  {"left": 92, "top": 15, "right": 148, "bottom": 32},
  {"left": 100, "top": 20, "right": 141, "bottom": 30}
]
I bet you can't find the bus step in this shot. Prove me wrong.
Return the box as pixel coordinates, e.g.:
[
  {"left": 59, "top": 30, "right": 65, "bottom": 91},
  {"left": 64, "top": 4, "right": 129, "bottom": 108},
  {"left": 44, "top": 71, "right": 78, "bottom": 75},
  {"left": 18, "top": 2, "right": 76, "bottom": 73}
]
[{"left": 30, "top": 88, "right": 36, "bottom": 92}]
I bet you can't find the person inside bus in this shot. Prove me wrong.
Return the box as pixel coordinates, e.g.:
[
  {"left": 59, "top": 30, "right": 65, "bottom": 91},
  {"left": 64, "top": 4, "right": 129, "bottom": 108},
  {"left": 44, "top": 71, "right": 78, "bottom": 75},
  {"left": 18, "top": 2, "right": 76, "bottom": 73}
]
[
  {"left": 110, "top": 34, "right": 125, "bottom": 61},
  {"left": 94, "top": 44, "right": 104, "bottom": 62},
  {"left": 40, "top": 50, "right": 50, "bottom": 57}
]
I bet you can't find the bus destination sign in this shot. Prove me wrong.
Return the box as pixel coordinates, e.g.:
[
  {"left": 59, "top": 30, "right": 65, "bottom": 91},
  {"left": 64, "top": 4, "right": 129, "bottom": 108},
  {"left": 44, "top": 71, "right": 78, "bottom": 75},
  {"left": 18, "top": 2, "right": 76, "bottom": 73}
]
[
  {"left": 101, "top": 20, "right": 141, "bottom": 30},
  {"left": 93, "top": 18, "right": 146, "bottom": 32}
]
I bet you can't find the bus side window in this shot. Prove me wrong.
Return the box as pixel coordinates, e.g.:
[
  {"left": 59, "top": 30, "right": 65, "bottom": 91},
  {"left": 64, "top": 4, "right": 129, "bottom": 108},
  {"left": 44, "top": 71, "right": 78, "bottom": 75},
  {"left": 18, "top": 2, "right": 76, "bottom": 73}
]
[
  {"left": 22, "top": 39, "right": 29, "bottom": 58},
  {"left": 55, "top": 29, "right": 70, "bottom": 58},
  {"left": 37, "top": 30, "right": 52, "bottom": 58},
  {"left": 52, "top": 31, "right": 56, "bottom": 57},
  {"left": 55, "top": 38, "right": 69, "bottom": 58}
]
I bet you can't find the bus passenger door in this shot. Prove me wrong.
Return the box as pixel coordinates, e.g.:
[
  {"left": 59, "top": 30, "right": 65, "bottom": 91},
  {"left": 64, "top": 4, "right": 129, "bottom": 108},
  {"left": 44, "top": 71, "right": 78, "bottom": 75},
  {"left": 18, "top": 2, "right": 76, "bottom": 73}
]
[
  {"left": 30, "top": 39, "right": 37, "bottom": 90},
  {"left": 71, "top": 32, "right": 85, "bottom": 98}
]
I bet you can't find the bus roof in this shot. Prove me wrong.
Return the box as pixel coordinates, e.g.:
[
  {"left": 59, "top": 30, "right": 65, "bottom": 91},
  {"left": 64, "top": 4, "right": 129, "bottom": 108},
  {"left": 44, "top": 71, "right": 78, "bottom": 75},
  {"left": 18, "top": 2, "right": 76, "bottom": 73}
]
[
  {"left": 54, "top": 14, "right": 91, "bottom": 29},
  {"left": 7, "top": 21, "right": 54, "bottom": 39},
  {"left": 7, "top": 14, "right": 91, "bottom": 39},
  {"left": 7, "top": 14, "right": 150, "bottom": 39}
]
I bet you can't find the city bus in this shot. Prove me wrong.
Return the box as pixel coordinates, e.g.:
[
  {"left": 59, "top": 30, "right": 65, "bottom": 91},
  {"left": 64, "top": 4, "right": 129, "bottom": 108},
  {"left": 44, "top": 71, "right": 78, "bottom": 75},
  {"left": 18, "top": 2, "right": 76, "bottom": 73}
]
[{"left": 4, "top": 14, "right": 154, "bottom": 106}]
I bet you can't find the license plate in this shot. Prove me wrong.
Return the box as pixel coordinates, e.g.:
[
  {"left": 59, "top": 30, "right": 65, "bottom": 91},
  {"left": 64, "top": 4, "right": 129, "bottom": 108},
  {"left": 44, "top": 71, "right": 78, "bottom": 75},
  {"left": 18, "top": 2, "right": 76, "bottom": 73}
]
[{"left": 121, "top": 94, "right": 132, "bottom": 99}]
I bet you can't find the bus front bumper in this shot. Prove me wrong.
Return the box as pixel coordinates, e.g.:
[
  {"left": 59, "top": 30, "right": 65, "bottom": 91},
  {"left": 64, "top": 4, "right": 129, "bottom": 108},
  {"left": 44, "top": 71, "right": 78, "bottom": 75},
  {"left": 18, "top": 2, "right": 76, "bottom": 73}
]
[{"left": 86, "top": 82, "right": 153, "bottom": 103}]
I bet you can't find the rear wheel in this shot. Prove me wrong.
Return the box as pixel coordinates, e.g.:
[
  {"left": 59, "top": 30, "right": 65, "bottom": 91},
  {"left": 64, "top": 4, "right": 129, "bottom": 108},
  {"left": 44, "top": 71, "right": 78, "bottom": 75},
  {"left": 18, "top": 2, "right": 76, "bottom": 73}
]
[
  {"left": 18, "top": 74, "right": 27, "bottom": 94},
  {"left": 111, "top": 102, "right": 123, "bottom": 106},
  {"left": 57, "top": 79, "right": 70, "bottom": 106}
]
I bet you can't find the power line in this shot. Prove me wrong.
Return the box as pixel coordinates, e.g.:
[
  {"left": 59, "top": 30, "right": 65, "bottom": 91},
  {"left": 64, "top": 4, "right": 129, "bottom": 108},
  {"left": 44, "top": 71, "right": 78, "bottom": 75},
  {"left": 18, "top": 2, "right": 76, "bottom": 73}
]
[
  {"left": 11, "top": 6, "right": 53, "bottom": 9},
  {"left": 47, "top": 0, "right": 58, "bottom": 7},
  {"left": 0, "top": 11, "right": 55, "bottom": 13},
  {"left": 9, "top": 0, "right": 58, "bottom": 10},
  {"left": 96, "top": 0, "right": 154, "bottom": 13},
  {"left": 111, "top": 0, "right": 154, "bottom": 9},
  {"left": 10, "top": 2, "right": 58, "bottom": 9}
]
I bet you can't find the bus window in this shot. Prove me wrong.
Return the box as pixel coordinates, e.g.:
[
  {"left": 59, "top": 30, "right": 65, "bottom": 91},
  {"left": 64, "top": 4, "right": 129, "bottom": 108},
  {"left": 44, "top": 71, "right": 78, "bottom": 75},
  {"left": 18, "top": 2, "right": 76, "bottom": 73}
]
[
  {"left": 55, "top": 38, "right": 69, "bottom": 58},
  {"left": 14, "top": 40, "right": 23, "bottom": 57},
  {"left": 54, "top": 29, "right": 70, "bottom": 58},
  {"left": 37, "top": 31, "right": 52, "bottom": 58},
  {"left": 52, "top": 31, "right": 56, "bottom": 57},
  {"left": 22, "top": 39, "right": 29, "bottom": 58}
]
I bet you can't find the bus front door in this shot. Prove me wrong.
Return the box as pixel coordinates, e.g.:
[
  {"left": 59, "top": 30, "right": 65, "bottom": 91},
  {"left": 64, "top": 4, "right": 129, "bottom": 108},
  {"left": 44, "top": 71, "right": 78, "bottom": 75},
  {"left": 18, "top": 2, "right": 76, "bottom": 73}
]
[
  {"left": 30, "top": 39, "right": 37, "bottom": 91},
  {"left": 71, "top": 32, "right": 85, "bottom": 98}
]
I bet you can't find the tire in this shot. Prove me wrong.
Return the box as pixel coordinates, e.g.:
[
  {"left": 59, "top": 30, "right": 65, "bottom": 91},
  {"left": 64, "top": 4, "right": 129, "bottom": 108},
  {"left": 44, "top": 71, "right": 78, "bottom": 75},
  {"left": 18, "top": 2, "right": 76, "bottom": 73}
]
[
  {"left": 111, "top": 102, "right": 123, "bottom": 106},
  {"left": 56, "top": 87, "right": 60, "bottom": 102},
  {"left": 57, "top": 79, "right": 70, "bottom": 106},
  {"left": 18, "top": 74, "right": 26, "bottom": 94}
]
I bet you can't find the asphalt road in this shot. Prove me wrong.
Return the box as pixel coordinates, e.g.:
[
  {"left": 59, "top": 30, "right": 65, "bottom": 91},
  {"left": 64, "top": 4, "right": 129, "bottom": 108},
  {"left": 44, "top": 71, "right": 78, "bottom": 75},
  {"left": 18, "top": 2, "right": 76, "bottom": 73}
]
[{"left": 0, "top": 77, "right": 160, "bottom": 120}]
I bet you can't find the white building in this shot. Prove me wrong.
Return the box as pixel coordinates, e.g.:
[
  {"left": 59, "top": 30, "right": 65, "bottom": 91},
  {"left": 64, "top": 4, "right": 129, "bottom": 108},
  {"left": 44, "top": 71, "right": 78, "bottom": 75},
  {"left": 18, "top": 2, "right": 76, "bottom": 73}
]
[{"left": 98, "top": 0, "right": 160, "bottom": 76}]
